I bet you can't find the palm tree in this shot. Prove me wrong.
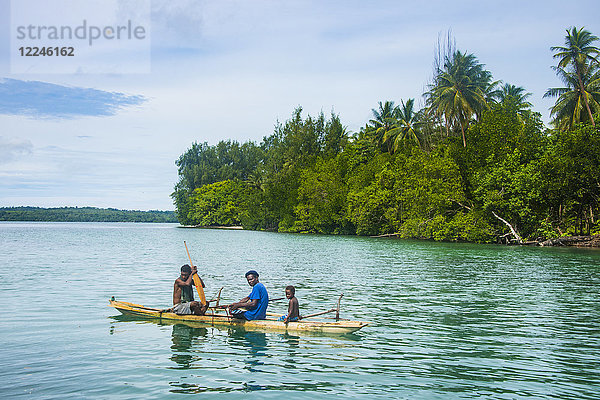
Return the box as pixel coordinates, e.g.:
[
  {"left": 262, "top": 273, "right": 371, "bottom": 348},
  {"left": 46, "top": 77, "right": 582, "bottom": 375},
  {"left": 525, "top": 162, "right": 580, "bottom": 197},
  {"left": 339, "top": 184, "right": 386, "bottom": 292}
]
[
  {"left": 498, "top": 83, "right": 534, "bottom": 119},
  {"left": 366, "top": 100, "right": 401, "bottom": 152},
  {"left": 551, "top": 27, "right": 600, "bottom": 126},
  {"left": 246, "top": 170, "right": 265, "bottom": 191},
  {"left": 482, "top": 74, "right": 502, "bottom": 106},
  {"left": 544, "top": 65, "right": 600, "bottom": 130},
  {"left": 426, "top": 51, "right": 492, "bottom": 147},
  {"left": 383, "top": 98, "right": 421, "bottom": 152},
  {"left": 498, "top": 84, "right": 532, "bottom": 105}
]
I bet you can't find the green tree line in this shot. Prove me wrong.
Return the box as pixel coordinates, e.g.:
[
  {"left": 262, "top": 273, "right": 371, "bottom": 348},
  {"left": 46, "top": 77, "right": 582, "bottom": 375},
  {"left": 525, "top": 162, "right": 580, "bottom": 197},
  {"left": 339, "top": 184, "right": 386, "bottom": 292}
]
[
  {"left": 0, "top": 207, "right": 178, "bottom": 223},
  {"left": 172, "top": 27, "right": 600, "bottom": 243}
]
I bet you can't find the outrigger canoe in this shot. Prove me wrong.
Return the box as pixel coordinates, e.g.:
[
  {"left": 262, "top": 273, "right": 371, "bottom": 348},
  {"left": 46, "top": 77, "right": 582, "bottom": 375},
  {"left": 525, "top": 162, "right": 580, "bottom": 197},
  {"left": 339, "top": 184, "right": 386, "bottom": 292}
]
[{"left": 109, "top": 299, "right": 369, "bottom": 334}]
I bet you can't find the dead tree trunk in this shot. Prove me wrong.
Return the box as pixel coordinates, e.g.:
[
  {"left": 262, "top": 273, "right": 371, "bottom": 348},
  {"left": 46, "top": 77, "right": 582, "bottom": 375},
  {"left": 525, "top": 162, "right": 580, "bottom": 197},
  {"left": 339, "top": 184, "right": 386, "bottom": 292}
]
[{"left": 492, "top": 211, "right": 522, "bottom": 244}]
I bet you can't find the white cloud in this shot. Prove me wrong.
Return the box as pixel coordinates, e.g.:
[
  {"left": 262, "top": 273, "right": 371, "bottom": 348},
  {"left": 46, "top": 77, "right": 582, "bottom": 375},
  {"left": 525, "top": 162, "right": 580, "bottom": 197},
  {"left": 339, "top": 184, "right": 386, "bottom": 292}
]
[
  {"left": 1, "top": 0, "right": 599, "bottom": 209},
  {"left": 0, "top": 136, "right": 33, "bottom": 163}
]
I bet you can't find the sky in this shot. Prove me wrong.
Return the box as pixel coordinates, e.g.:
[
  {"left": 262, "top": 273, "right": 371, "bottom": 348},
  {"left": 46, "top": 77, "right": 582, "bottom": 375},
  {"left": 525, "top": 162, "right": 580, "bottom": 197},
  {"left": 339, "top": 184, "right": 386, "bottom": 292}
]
[{"left": 0, "top": 0, "right": 599, "bottom": 211}]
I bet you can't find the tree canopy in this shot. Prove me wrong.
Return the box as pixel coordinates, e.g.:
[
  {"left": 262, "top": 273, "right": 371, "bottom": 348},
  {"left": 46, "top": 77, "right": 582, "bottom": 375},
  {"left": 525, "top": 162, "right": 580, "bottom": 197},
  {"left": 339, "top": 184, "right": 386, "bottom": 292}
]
[{"left": 171, "top": 27, "right": 600, "bottom": 243}]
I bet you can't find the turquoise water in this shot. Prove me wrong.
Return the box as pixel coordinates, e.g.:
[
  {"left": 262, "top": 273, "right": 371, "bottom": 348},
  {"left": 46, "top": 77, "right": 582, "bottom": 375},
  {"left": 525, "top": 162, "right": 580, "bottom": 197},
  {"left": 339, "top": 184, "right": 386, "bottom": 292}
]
[{"left": 1, "top": 222, "right": 599, "bottom": 399}]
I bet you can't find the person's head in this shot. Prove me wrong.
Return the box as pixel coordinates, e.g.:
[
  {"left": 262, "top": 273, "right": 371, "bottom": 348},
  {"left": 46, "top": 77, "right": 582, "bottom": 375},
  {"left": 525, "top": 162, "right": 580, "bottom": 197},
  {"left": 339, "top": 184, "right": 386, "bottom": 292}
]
[
  {"left": 285, "top": 285, "right": 295, "bottom": 299},
  {"left": 180, "top": 264, "right": 192, "bottom": 280},
  {"left": 245, "top": 270, "right": 259, "bottom": 286}
]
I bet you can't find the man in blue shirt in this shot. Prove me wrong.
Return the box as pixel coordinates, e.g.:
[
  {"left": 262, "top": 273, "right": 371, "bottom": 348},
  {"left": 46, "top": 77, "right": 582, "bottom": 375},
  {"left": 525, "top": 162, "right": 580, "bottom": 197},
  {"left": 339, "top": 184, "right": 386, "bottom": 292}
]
[{"left": 228, "top": 270, "right": 269, "bottom": 320}]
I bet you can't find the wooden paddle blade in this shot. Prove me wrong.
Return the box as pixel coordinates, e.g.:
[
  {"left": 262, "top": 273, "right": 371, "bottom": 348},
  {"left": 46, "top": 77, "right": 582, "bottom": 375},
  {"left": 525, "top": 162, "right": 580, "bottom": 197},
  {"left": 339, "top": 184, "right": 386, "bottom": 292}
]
[
  {"left": 192, "top": 274, "right": 207, "bottom": 306},
  {"left": 184, "top": 241, "right": 207, "bottom": 306}
]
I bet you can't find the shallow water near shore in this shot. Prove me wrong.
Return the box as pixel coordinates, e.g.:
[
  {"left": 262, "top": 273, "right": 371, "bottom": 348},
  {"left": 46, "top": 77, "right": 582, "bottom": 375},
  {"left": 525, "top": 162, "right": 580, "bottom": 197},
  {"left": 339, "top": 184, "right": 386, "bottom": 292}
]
[{"left": 1, "top": 222, "right": 599, "bottom": 399}]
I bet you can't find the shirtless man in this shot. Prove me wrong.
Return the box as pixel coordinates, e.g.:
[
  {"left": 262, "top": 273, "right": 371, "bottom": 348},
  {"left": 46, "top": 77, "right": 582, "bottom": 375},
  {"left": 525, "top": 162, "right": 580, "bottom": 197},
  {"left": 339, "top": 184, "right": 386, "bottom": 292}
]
[{"left": 170, "top": 264, "right": 208, "bottom": 315}]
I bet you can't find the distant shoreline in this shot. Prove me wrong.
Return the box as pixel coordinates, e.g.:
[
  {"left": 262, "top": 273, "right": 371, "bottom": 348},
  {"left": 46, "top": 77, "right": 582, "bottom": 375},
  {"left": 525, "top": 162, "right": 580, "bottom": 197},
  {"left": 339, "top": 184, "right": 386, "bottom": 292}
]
[
  {"left": 0, "top": 206, "right": 177, "bottom": 223},
  {"left": 178, "top": 225, "right": 244, "bottom": 230}
]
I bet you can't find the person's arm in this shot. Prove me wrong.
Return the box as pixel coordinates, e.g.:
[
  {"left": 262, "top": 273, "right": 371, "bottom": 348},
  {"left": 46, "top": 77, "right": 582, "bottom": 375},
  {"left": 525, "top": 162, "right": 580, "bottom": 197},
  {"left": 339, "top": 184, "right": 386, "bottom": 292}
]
[
  {"left": 195, "top": 275, "right": 206, "bottom": 288},
  {"left": 284, "top": 299, "right": 292, "bottom": 323},
  {"left": 245, "top": 299, "right": 259, "bottom": 310},
  {"left": 190, "top": 266, "right": 206, "bottom": 288},
  {"left": 233, "top": 284, "right": 264, "bottom": 311},
  {"left": 230, "top": 283, "right": 264, "bottom": 311},
  {"left": 285, "top": 298, "right": 299, "bottom": 322},
  {"left": 177, "top": 274, "right": 194, "bottom": 288},
  {"left": 173, "top": 281, "right": 181, "bottom": 305},
  {"left": 229, "top": 297, "right": 258, "bottom": 310},
  {"left": 173, "top": 272, "right": 195, "bottom": 304}
]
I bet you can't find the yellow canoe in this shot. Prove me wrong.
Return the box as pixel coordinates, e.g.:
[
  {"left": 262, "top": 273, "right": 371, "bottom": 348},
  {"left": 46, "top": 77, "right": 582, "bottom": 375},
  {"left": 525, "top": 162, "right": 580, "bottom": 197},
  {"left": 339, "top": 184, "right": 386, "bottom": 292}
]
[{"left": 108, "top": 299, "right": 369, "bottom": 334}]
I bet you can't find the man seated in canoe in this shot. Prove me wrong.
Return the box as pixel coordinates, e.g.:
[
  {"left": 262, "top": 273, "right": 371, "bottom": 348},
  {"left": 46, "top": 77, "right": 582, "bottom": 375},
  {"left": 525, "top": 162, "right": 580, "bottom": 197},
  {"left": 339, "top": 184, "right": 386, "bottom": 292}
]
[
  {"left": 228, "top": 270, "right": 269, "bottom": 320},
  {"left": 169, "top": 264, "right": 208, "bottom": 315}
]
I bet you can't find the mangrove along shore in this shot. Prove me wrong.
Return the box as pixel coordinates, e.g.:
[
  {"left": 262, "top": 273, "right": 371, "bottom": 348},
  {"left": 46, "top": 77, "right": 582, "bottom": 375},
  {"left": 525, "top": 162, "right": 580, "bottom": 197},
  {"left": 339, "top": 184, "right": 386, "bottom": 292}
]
[{"left": 172, "top": 27, "right": 600, "bottom": 245}]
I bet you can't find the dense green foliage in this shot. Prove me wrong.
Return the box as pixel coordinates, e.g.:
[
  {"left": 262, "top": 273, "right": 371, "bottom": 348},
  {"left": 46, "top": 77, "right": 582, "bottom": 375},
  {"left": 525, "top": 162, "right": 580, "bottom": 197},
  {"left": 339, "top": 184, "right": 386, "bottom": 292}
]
[
  {"left": 172, "top": 27, "right": 600, "bottom": 242},
  {"left": 0, "top": 207, "right": 177, "bottom": 223},
  {"left": 173, "top": 140, "right": 263, "bottom": 225}
]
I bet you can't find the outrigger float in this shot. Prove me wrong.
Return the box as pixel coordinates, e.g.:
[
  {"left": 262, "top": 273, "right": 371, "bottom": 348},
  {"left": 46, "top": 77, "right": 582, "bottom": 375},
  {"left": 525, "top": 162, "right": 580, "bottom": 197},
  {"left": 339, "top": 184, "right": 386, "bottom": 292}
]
[{"left": 109, "top": 295, "right": 369, "bottom": 335}]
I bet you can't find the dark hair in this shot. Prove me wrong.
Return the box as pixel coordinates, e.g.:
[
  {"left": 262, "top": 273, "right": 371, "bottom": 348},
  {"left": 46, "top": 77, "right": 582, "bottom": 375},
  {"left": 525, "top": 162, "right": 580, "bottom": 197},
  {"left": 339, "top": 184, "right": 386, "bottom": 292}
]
[
  {"left": 245, "top": 270, "right": 259, "bottom": 278},
  {"left": 285, "top": 285, "right": 295, "bottom": 295},
  {"left": 181, "top": 264, "right": 192, "bottom": 274}
]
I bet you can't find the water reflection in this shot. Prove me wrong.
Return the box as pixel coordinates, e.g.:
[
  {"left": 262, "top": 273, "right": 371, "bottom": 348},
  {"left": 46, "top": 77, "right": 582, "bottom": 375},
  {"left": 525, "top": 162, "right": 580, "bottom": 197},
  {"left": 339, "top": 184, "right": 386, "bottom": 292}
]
[
  {"left": 282, "top": 333, "right": 300, "bottom": 371},
  {"left": 170, "top": 323, "right": 208, "bottom": 369},
  {"left": 242, "top": 331, "right": 268, "bottom": 372}
]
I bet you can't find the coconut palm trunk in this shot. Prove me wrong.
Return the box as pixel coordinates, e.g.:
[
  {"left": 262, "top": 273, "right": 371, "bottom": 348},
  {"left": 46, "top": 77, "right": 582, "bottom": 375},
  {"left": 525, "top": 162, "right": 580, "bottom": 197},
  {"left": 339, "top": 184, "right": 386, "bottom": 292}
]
[
  {"left": 551, "top": 27, "right": 600, "bottom": 127},
  {"left": 576, "top": 66, "right": 596, "bottom": 126},
  {"left": 459, "top": 119, "right": 466, "bottom": 147}
]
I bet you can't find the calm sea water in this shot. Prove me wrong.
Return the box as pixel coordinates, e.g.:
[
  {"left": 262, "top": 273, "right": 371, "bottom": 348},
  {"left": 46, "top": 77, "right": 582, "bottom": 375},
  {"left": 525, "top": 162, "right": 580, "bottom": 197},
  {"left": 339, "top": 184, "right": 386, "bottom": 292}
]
[{"left": 1, "top": 222, "right": 599, "bottom": 399}]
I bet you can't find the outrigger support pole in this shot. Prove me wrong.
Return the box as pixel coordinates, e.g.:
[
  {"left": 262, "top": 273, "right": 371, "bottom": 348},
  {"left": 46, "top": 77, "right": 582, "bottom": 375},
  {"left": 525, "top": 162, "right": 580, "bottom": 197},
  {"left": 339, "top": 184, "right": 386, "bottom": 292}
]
[
  {"left": 214, "top": 287, "right": 224, "bottom": 307},
  {"left": 336, "top": 293, "right": 344, "bottom": 321},
  {"left": 300, "top": 308, "right": 336, "bottom": 320},
  {"left": 299, "top": 293, "right": 345, "bottom": 321}
]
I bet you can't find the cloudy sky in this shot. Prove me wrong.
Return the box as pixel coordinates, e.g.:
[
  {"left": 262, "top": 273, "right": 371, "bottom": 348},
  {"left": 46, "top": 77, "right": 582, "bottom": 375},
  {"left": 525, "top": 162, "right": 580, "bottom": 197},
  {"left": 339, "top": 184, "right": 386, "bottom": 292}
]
[{"left": 0, "top": 0, "right": 598, "bottom": 211}]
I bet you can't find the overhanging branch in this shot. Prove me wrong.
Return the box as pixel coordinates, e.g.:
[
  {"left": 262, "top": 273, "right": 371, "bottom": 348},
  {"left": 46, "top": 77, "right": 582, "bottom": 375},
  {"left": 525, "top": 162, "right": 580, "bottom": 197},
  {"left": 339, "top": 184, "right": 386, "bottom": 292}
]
[{"left": 491, "top": 211, "right": 522, "bottom": 244}]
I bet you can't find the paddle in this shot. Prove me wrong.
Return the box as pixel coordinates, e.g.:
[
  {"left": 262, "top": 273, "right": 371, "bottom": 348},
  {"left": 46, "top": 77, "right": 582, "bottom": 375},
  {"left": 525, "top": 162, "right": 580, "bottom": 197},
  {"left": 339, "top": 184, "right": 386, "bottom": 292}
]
[{"left": 184, "top": 241, "right": 207, "bottom": 307}]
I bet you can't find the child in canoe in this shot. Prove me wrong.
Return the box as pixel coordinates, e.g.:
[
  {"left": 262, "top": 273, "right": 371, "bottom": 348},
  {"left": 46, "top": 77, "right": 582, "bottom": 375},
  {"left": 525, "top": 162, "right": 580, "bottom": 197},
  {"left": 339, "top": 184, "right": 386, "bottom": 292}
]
[{"left": 278, "top": 285, "right": 300, "bottom": 323}]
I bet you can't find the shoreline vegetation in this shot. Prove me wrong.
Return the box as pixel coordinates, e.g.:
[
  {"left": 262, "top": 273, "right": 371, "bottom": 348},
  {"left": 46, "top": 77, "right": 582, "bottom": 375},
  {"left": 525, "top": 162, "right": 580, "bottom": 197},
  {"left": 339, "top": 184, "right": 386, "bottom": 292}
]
[
  {"left": 172, "top": 28, "right": 600, "bottom": 247},
  {"left": 372, "top": 232, "right": 600, "bottom": 248},
  {"left": 0, "top": 207, "right": 177, "bottom": 223},
  {"left": 178, "top": 225, "right": 244, "bottom": 230}
]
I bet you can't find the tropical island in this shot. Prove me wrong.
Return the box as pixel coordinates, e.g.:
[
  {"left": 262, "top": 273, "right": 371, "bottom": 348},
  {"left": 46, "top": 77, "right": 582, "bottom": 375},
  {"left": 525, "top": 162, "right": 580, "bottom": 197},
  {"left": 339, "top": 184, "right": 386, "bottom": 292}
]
[
  {"left": 0, "top": 206, "right": 177, "bottom": 223},
  {"left": 171, "top": 27, "right": 600, "bottom": 245}
]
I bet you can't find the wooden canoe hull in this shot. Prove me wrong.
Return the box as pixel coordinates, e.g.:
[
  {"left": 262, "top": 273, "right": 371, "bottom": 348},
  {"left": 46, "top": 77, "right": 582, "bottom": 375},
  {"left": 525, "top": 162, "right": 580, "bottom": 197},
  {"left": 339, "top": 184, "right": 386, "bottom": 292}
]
[{"left": 109, "top": 300, "right": 368, "bottom": 334}]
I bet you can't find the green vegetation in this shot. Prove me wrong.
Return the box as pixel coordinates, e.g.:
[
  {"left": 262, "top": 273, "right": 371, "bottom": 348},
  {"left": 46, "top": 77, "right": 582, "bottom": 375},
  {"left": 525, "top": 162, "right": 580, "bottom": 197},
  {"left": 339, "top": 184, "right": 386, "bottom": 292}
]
[
  {"left": 172, "top": 27, "right": 600, "bottom": 243},
  {"left": 0, "top": 207, "right": 177, "bottom": 223}
]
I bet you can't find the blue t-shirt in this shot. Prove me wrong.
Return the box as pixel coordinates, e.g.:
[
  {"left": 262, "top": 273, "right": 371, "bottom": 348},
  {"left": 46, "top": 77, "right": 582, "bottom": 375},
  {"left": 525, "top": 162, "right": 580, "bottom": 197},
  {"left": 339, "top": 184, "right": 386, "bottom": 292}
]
[{"left": 244, "top": 282, "right": 268, "bottom": 320}]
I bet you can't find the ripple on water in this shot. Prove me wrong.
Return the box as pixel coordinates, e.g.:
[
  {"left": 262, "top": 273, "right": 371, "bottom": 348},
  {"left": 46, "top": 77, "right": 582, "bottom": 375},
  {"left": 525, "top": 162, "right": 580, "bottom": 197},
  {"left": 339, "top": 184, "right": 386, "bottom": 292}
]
[{"left": 1, "top": 223, "right": 600, "bottom": 398}]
